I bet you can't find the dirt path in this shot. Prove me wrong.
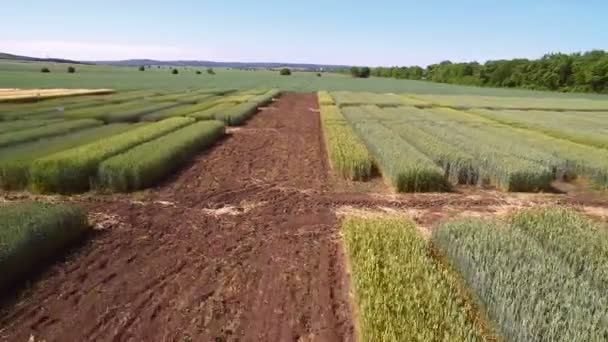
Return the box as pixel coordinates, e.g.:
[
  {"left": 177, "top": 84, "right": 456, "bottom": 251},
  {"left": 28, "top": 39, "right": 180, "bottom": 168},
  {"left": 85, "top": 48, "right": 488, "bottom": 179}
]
[
  {"left": 0, "top": 93, "right": 353, "bottom": 342},
  {"left": 2, "top": 93, "right": 608, "bottom": 342}
]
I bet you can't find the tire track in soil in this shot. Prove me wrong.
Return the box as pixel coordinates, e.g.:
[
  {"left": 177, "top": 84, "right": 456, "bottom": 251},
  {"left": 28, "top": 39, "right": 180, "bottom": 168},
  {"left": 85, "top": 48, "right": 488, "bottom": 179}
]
[{"left": 0, "top": 93, "right": 355, "bottom": 342}]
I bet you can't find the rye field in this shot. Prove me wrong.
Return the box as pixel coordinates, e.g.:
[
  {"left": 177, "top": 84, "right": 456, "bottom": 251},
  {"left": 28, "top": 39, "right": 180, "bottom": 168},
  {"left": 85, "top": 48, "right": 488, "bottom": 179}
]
[{"left": 1, "top": 62, "right": 608, "bottom": 341}]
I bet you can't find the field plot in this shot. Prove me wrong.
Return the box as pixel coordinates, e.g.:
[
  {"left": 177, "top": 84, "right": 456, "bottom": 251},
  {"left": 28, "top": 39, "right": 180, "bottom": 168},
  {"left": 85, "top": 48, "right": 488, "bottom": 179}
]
[
  {"left": 434, "top": 209, "right": 608, "bottom": 341},
  {"left": 329, "top": 91, "right": 608, "bottom": 192},
  {"left": 0, "top": 87, "right": 278, "bottom": 193}
]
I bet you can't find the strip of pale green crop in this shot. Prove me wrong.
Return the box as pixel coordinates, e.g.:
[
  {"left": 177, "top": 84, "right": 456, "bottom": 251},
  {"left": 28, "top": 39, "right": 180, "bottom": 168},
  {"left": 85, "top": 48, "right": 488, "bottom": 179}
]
[
  {"left": 97, "top": 120, "right": 225, "bottom": 191},
  {"left": 30, "top": 117, "right": 194, "bottom": 193},
  {"left": 148, "top": 92, "right": 214, "bottom": 104},
  {"left": 410, "top": 94, "right": 608, "bottom": 111},
  {"left": 319, "top": 105, "right": 373, "bottom": 180},
  {"left": 0, "top": 123, "right": 136, "bottom": 190},
  {"left": 64, "top": 101, "right": 178, "bottom": 122},
  {"left": 342, "top": 106, "right": 449, "bottom": 192},
  {"left": 468, "top": 108, "right": 608, "bottom": 149},
  {"left": 398, "top": 107, "right": 556, "bottom": 191},
  {"left": 317, "top": 91, "right": 335, "bottom": 105},
  {"left": 0, "top": 202, "right": 89, "bottom": 290},
  {"left": 512, "top": 208, "right": 608, "bottom": 292},
  {"left": 0, "top": 90, "right": 161, "bottom": 120},
  {"left": 214, "top": 102, "right": 260, "bottom": 125},
  {"left": 331, "top": 91, "right": 408, "bottom": 107},
  {"left": 366, "top": 106, "right": 479, "bottom": 184},
  {"left": 188, "top": 102, "right": 238, "bottom": 121},
  {"left": 0, "top": 119, "right": 64, "bottom": 134},
  {"left": 422, "top": 107, "right": 608, "bottom": 187},
  {"left": 142, "top": 96, "right": 223, "bottom": 121},
  {"left": 343, "top": 217, "right": 486, "bottom": 341},
  {"left": 433, "top": 216, "right": 608, "bottom": 341},
  {"left": 0, "top": 119, "right": 102, "bottom": 148}
]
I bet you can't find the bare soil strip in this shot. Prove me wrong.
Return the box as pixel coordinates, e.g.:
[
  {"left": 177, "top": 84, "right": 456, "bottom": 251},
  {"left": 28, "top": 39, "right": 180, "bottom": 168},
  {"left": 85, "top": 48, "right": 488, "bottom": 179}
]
[{"left": 0, "top": 93, "right": 607, "bottom": 341}]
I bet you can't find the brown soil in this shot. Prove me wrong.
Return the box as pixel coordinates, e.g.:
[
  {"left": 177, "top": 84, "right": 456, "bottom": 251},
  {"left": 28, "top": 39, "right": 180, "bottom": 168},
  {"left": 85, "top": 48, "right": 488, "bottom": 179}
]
[{"left": 1, "top": 92, "right": 607, "bottom": 342}]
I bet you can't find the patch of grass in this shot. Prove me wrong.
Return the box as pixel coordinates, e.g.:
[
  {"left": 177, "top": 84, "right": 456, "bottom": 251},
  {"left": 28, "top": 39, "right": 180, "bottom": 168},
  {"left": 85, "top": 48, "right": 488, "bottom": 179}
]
[
  {"left": 98, "top": 120, "right": 225, "bottom": 191},
  {"left": 433, "top": 215, "right": 608, "bottom": 341},
  {"left": 342, "top": 217, "right": 486, "bottom": 341},
  {"left": 0, "top": 202, "right": 89, "bottom": 289},
  {"left": 319, "top": 104, "right": 373, "bottom": 180},
  {"left": 30, "top": 117, "right": 193, "bottom": 193}
]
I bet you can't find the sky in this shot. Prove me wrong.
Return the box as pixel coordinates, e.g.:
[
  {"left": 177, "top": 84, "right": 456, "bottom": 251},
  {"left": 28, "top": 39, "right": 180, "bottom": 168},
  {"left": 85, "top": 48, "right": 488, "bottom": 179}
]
[{"left": 1, "top": 0, "right": 607, "bottom": 66}]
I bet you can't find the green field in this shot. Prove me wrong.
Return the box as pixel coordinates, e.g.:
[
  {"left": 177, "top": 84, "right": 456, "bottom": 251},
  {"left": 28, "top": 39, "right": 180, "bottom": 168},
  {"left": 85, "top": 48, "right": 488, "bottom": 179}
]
[{"left": 3, "top": 60, "right": 608, "bottom": 99}]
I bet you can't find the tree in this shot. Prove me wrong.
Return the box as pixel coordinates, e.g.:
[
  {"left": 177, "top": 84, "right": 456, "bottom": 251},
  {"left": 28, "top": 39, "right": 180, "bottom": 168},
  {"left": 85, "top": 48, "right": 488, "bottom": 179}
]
[
  {"left": 139, "top": 66, "right": 145, "bottom": 71},
  {"left": 359, "top": 67, "right": 371, "bottom": 78},
  {"left": 172, "top": 69, "right": 179, "bottom": 75},
  {"left": 280, "top": 68, "right": 291, "bottom": 76},
  {"left": 196, "top": 70, "right": 202, "bottom": 75},
  {"left": 40, "top": 67, "right": 50, "bottom": 73},
  {"left": 207, "top": 68, "right": 216, "bottom": 75},
  {"left": 350, "top": 66, "right": 361, "bottom": 78},
  {"left": 67, "top": 66, "right": 76, "bottom": 73}
]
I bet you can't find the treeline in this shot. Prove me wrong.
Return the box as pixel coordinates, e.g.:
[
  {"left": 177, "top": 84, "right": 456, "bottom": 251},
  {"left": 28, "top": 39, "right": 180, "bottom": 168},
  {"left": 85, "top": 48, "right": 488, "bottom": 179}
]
[{"left": 372, "top": 50, "right": 608, "bottom": 93}]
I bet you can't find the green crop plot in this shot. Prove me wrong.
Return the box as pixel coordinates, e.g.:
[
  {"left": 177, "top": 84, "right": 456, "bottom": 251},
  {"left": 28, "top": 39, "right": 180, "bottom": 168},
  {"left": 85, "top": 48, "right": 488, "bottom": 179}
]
[
  {"left": 30, "top": 117, "right": 193, "bottom": 193},
  {"left": 0, "top": 119, "right": 102, "bottom": 148},
  {"left": 0, "top": 202, "right": 89, "bottom": 290},
  {"left": 342, "top": 217, "right": 486, "bottom": 341},
  {"left": 0, "top": 123, "right": 136, "bottom": 190},
  {"left": 343, "top": 106, "right": 451, "bottom": 192},
  {"left": 98, "top": 120, "right": 225, "bottom": 191},
  {"left": 318, "top": 103, "right": 373, "bottom": 180},
  {"left": 434, "top": 213, "right": 608, "bottom": 341}
]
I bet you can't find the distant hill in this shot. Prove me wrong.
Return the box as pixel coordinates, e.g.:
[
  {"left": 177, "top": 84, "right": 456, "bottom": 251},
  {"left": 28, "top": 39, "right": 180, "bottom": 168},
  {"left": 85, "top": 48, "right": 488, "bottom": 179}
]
[
  {"left": 0, "top": 52, "right": 87, "bottom": 64},
  {"left": 0, "top": 51, "right": 349, "bottom": 71},
  {"left": 91, "top": 59, "right": 350, "bottom": 71}
]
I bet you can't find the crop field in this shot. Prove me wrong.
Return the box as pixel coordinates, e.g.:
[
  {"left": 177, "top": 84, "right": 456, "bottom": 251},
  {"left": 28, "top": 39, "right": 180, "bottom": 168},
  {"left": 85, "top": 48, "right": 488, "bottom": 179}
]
[
  {"left": 322, "top": 91, "right": 608, "bottom": 192},
  {"left": 0, "top": 87, "right": 280, "bottom": 193},
  {"left": 1, "top": 81, "right": 608, "bottom": 341}
]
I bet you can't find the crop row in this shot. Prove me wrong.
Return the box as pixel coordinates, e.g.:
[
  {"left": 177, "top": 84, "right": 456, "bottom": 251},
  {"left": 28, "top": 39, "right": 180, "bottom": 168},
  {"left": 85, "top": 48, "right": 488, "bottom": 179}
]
[
  {"left": 30, "top": 117, "right": 194, "bottom": 193},
  {"left": 0, "top": 119, "right": 103, "bottom": 148},
  {"left": 468, "top": 108, "right": 608, "bottom": 149},
  {"left": 345, "top": 102, "right": 608, "bottom": 190},
  {"left": 0, "top": 202, "right": 89, "bottom": 290},
  {"left": 410, "top": 94, "right": 608, "bottom": 111},
  {"left": 342, "top": 217, "right": 487, "bottom": 340},
  {"left": 0, "top": 89, "right": 164, "bottom": 120},
  {"left": 342, "top": 106, "right": 449, "bottom": 192},
  {"left": 434, "top": 208, "right": 608, "bottom": 340},
  {"left": 318, "top": 104, "right": 373, "bottom": 180},
  {"left": 98, "top": 120, "right": 225, "bottom": 191},
  {"left": 0, "top": 123, "right": 136, "bottom": 190}
]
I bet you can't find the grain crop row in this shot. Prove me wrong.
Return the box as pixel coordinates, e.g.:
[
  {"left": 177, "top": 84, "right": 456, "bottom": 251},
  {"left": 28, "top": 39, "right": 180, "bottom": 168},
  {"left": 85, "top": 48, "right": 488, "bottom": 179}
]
[
  {"left": 434, "top": 210, "right": 608, "bottom": 341},
  {"left": 0, "top": 124, "right": 136, "bottom": 190},
  {"left": 342, "top": 106, "right": 448, "bottom": 192},
  {"left": 342, "top": 217, "right": 486, "bottom": 341},
  {"left": 98, "top": 120, "right": 225, "bottom": 191},
  {"left": 0, "top": 202, "right": 89, "bottom": 290},
  {"left": 319, "top": 104, "right": 373, "bottom": 180},
  {"left": 0, "top": 119, "right": 102, "bottom": 148},
  {"left": 30, "top": 117, "right": 194, "bottom": 193}
]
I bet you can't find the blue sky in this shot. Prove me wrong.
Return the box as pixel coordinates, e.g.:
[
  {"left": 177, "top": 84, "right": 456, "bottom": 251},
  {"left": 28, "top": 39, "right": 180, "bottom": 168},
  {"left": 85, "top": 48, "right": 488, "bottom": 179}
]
[{"left": 1, "top": 0, "right": 606, "bottom": 66}]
